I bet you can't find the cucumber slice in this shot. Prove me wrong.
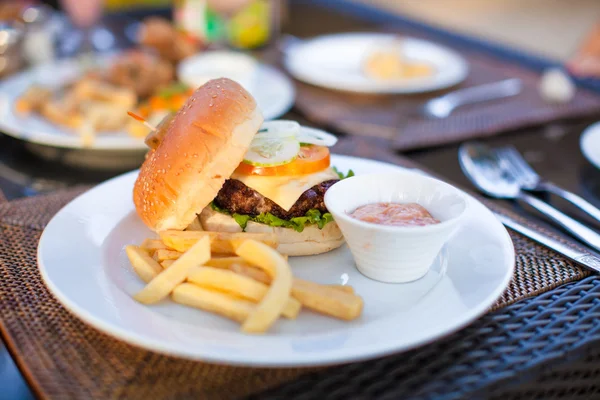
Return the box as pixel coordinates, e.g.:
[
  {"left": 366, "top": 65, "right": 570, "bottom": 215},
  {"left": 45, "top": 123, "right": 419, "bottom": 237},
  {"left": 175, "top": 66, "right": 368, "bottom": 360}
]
[
  {"left": 255, "top": 120, "right": 300, "bottom": 139},
  {"left": 297, "top": 127, "right": 338, "bottom": 147},
  {"left": 243, "top": 137, "right": 301, "bottom": 167}
]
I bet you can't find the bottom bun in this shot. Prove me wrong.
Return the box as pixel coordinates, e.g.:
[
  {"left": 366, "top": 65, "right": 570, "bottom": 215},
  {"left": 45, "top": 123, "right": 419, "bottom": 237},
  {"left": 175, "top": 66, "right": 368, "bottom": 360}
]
[{"left": 199, "top": 207, "right": 345, "bottom": 256}]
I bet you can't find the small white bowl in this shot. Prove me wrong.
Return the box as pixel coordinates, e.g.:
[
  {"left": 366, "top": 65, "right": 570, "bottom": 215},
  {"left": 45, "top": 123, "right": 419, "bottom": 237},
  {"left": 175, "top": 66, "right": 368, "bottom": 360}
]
[
  {"left": 178, "top": 51, "right": 258, "bottom": 92},
  {"left": 324, "top": 171, "right": 468, "bottom": 283}
]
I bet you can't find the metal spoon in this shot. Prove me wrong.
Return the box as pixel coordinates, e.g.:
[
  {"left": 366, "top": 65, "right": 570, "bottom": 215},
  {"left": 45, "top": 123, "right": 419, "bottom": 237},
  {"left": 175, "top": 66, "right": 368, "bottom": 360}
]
[{"left": 459, "top": 142, "right": 600, "bottom": 251}]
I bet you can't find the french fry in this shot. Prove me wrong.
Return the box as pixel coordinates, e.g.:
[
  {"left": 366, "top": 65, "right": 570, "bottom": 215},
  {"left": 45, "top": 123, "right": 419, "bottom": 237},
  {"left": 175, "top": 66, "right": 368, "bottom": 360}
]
[
  {"left": 125, "top": 245, "right": 162, "bottom": 283},
  {"left": 227, "top": 261, "right": 352, "bottom": 290},
  {"left": 128, "top": 230, "right": 364, "bottom": 334},
  {"left": 236, "top": 240, "right": 293, "bottom": 333},
  {"left": 159, "top": 230, "right": 278, "bottom": 254},
  {"left": 205, "top": 257, "right": 254, "bottom": 270},
  {"left": 140, "top": 238, "right": 168, "bottom": 251},
  {"left": 327, "top": 285, "right": 355, "bottom": 294},
  {"left": 285, "top": 299, "right": 302, "bottom": 319},
  {"left": 229, "top": 261, "right": 352, "bottom": 289},
  {"left": 172, "top": 283, "right": 254, "bottom": 323},
  {"left": 292, "top": 279, "right": 363, "bottom": 321},
  {"left": 159, "top": 230, "right": 203, "bottom": 252},
  {"left": 155, "top": 249, "right": 183, "bottom": 261},
  {"left": 15, "top": 86, "right": 53, "bottom": 114},
  {"left": 41, "top": 101, "right": 82, "bottom": 129},
  {"left": 72, "top": 79, "right": 137, "bottom": 108},
  {"left": 79, "top": 120, "right": 96, "bottom": 148},
  {"left": 229, "top": 263, "right": 271, "bottom": 284},
  {"left": 206, "top": 255, "right": 288, "bottom": 270},
  {"left": 133, "top": 236, "right": 210, "bottom": 304},
  {"left": 229, "top": 263, "right": 359, "bottom": 318},
  {"left": 82, "top": 100, "right": 131, "bottom": 131},
  {"left": 187, "top": 267, "right": 301, "bottom": 319}
]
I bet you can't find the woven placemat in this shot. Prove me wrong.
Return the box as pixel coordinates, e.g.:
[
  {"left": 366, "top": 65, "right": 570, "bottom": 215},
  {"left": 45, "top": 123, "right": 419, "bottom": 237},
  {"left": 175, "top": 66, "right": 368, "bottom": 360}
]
[
  {"left": 290, "top": 29, "right": 600, "bottom": 152},
  {"left": 0, "top": 175, "right": 591, "bottom": 399}
]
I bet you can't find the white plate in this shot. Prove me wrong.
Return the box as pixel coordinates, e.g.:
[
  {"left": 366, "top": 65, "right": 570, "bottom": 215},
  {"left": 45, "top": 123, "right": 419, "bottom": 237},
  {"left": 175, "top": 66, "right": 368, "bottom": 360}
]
[
  {"left": 581, "top": 121, "right": 600, "bottom": 169},
  {"left": 0, "top": 58, "right": 295, "bottom": 150},
  {"left": 177, "top": 52, "right": 296, "bottom": 120},
  {"left": 251, "top": 64, "right": 296, "bottom": 122},
  {"left": 284, "top": 33, "right": 469, "bottom": 94},
  {"left": 38, "top": 155, "right": 514, "bottom": 367}
]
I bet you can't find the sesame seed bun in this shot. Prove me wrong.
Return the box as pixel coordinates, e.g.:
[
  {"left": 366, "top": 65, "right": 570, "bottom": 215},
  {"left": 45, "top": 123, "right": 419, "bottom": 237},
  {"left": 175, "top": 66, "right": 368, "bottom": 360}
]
[{"left": 133, "top": 78, "right": 263, "bottom": 231}]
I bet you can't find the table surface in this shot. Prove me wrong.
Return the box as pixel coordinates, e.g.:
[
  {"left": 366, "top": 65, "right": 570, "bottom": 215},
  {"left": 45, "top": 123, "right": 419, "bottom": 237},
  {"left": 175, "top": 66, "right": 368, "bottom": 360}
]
[
  {"left": 362, "top": 0, "right": 600, "bottom": 62},
  {"left": 2, "top": 3, "right": 600, "bottom": 399}
]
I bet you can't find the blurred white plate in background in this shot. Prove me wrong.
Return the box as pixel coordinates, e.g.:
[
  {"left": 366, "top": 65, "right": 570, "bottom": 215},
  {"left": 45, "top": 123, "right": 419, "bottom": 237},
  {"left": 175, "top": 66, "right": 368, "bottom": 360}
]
[
  {"left": 581, "top": 121, "right": 600, "bottom": 169},
  {"left": 0, "top": 55, "right": 295, "bottom": 152},
  {"left": 284, "top": 33, "right": 469, "bottom": 94},
  {"left": 0, "top": 56, "right": 146, "bottom": 151},
  {"left": 242, "top": 63, "right": 296, "bottom": 121},
  {"left": 178, "top": 51, "right": 295, "bottom": 122}
]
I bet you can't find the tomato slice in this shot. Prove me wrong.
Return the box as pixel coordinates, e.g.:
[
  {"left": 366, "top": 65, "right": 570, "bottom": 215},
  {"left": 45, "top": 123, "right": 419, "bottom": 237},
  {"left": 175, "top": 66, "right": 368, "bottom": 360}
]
[{"left": 235, "top": 145, "right": 331, "bottom": 176}]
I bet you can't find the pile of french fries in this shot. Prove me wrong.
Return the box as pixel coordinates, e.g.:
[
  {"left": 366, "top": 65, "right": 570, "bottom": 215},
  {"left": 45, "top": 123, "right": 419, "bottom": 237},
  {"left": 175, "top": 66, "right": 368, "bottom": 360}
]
[
  {"left": 16, "top": 79, "right": 137, "bottom": 131},
  {"left": 125, "top": 230, "right": 364, "bottom": 334}
]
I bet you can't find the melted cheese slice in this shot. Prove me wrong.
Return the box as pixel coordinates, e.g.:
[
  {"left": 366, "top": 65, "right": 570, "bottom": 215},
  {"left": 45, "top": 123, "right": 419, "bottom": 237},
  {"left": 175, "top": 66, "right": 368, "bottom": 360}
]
[{"left": 230, "top": 168, "right": 340, "bottom": 211}]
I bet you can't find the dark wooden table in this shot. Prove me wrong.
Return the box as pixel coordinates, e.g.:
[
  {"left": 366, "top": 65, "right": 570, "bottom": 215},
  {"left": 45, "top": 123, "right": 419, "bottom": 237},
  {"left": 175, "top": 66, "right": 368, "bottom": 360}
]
[{"left": 2, "top": 2, "right": 600, "bottom": 399}]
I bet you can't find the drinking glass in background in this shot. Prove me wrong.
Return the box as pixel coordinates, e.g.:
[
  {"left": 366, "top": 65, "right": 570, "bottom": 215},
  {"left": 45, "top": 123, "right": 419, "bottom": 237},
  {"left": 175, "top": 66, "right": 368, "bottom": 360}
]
[
  {"left": 173, "top": 0, "right": 284, "bottom": 50},
  {"left": 58, "top": 0, "right": 104, "bottom": 56},
  {"left": 0, "top": 21, "right": 24, "bottom": 78},
  {"left": 0, "top": 2, "right": 58, "bottom": 75},
  {"left": 21, "top": 4, "right": 56, "bottom": 65}
]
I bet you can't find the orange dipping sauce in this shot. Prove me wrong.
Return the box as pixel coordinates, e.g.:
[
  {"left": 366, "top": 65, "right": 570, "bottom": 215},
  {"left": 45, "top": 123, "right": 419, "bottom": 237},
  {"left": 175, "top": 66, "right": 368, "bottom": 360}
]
[{"left": 349, "top": 202, "right": 440, "bottom": 227}]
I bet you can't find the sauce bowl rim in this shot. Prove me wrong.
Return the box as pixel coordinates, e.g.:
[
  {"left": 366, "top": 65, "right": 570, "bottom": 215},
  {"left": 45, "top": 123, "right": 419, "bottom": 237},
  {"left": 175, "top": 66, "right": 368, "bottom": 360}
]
[{"left": 324, "top": 171, "right": 469, "bottom": 234}]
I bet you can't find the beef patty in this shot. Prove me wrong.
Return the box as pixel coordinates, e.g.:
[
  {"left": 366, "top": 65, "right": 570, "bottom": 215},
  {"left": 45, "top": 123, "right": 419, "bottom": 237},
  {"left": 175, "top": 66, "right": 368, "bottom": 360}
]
[{"left": 213, "top": 179, "right": 339, "bottom": 219}]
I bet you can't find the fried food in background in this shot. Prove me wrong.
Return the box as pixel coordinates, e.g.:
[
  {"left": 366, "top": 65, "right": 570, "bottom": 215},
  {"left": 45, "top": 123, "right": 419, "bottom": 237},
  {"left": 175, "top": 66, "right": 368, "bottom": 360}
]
[
  {"left": 138, "top": 17, "right": 202, "bottom": 64},
  {"left": 16, "top": 76, "right": 137, "bottom": 133},
  {"left": 13, "top": 17, "right": 203, "bottom": 139},
  {"left": 39, "top": 95, "right": 82, "bottom": 130},
  {"left": 363, "top": 46, "right": 434, "bottom": 81},
  {"left": 72, "top": 79, "right": 137, "bottom": 108},
  {"left": 127, "top": 83, "right": 192, "bottom": 139},
  {"left": 107, "top": 50, "right": 175, "bottom": 98},
  {"left": 15, "top": 86, "right": 53, "bottom": 115}
]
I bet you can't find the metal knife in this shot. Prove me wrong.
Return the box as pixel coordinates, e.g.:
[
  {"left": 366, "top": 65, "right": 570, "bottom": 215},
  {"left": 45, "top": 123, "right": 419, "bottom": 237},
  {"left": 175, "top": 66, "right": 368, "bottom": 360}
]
[{"left": 495, "top": 213, "right": 600, "bottom": 274}]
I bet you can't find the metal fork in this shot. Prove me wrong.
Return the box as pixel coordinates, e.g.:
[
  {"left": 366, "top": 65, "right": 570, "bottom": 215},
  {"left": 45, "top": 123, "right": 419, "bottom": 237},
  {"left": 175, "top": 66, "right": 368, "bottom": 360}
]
[
  {"left": 459, "top": 143, "right": 600, "bottom": 250},
  {"left": 495, "top": 146, "right": 600, "bottom": 223}
]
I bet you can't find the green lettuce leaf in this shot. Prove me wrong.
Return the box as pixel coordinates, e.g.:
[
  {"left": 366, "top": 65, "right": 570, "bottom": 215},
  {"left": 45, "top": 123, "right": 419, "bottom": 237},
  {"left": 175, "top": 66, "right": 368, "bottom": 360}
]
[
  {"left": 232, "top": 214, "right": 251, "bottom": 229},
  {"left": 210, "top": 201, "right": 230, "bottom": 214},
  {"left": 211, "top": 202, "right": 334, "bottom": 233},
  {"left": 157, "top": 82, "right": 190, "bottom": 99},
  {"left": 332, "top": 166, "right": 355, "bottom": 180}
]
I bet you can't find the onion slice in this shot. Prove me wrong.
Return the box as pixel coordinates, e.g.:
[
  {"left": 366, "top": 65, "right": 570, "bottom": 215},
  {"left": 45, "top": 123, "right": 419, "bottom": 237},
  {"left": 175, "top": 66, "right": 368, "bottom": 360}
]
[
  {"left": 243, "top": 137, "right": 301, "bottom": 167},
  {"left": 296, "top": 127, "right": 338, "bottom": 147},
  {"left": 255, "top": 120, "right": 300, "bottom": 139},
  {"left": 242, "top": 121, "right": 337, "bottom": 168}
]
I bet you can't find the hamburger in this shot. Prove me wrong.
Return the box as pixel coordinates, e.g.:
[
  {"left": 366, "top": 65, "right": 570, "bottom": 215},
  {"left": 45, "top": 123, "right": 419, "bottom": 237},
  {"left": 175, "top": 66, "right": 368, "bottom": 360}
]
[{"left": 133, "top": 78, "right": 346, "bottom": 256}]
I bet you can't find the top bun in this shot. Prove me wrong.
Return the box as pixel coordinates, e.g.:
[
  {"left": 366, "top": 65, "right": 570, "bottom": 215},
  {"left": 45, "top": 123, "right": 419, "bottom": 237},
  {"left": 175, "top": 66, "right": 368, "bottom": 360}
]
[{"left": 133, "top": 78, "right": 263, "bottom": 231}]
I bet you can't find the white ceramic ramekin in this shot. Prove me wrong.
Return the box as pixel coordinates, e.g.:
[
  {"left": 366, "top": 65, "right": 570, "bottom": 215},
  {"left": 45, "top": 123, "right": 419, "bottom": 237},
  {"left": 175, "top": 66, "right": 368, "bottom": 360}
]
[{"left": 324, "top": 171, "right": 468, "bottom": 283}]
